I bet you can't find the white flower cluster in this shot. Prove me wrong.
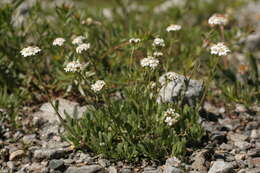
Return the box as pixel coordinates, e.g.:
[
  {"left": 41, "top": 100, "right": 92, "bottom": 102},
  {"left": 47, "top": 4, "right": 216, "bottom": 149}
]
[
  {"left": 165, "top": 72, "right": 178, "bottom": 81},
  {"left": 164, "top": 108, "right": 180, "bottom": 126},
  {"left": 153, "top": 51, "right": 163, "bottom": 57},
  {"left": 166, "top": 24, "right": 182, "bottom": 32},
  {"left": 72, "top": 36, "right": 86, "bottom": 45},
  {"left": 91, "top": 80, "right": 106, "bottom": 93},
  {"left": 153, "top": 38, "right": 165, "bottom": 47},
  {"left": 20, "top": 46, "right": 41, "bottom": 57},
  {"left": 208, "top": 14, "right": 228, "bottom": 26},
  {"left": 76, "top": 43, "right": 90, "bottom": 54},
  {"left": 210, "top": 42, "right": 231, "bottom": 56},
  {"left": 53, "top": 38, "right": 66, "bottom": 46},
  {"left": 129, "top": 38, "right": 141, "bottom": 44},
  {"left": 64, "top": 60, "right": 84, "bottom": 72},
  {"left": 140, "top": 56, "right": 159, "bottom": 69}
]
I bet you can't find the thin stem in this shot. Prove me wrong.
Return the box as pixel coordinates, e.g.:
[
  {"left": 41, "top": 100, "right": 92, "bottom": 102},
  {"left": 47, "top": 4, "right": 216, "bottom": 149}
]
[
  {"left": 220, "top": 25, "right": 228, "bottom": 69},
  {"left": 198, "top": 56, "right": 220, "bottom": 109}
]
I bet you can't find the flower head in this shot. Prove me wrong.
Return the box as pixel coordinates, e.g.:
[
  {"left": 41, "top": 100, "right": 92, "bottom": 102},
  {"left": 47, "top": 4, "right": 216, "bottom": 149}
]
[
  {"left": 91, "top": 80, "right": 106, "bottom": 93},
  {"left": 140, "top": 56, "right": 159, "bottom": 69},
  {"left": 210, "top": 42, "right": 230, "bottom": 56},
  {"left": 208, "top": 14, "right": 228, "bottom": 26},
  {"left": 166, "top": 24, "right": 182, "bottom": 32},
  {"left": 76, "top": 43, "right": 90, "bottom": 54},
  {"left": 163, "top": 108, "right": 180, "bottom": 126},
  {"left": 72, "top": 36, "right": 86, "bottom": 45},
  {"left": 153, "top": 51, "right": 163, "bottom": 57},
  {"left": 153, "top": 38, "right": 165, "bottom": 47},
  {"left": 165, "top": 72, "right": 178, "bottom": 81},
  {"left": 20, "top": 46, "right": 41, "bottom": 57},
  {"left": 129, "top": 38, "right": 141, "bottom": 44},
  {"left": 53, "top": 38, "right": 66, "bottom": 46},
  {"left": 64, "top": 60, "right": 84, "bottom": 72}
]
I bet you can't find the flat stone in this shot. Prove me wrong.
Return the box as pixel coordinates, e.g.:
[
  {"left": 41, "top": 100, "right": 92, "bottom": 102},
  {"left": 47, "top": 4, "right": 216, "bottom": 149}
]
[
  {"left": 234, "top": 141, "right": 251, "bottom": 150},
  {"left": 228, "top": 132, "right": 248, "bottom": 143},
  {"left": 65, "top": 165, "right": 103, "bottom": 173},
  {"left": 208, "top": 160, "right": 234, "bottom": 173},
  {"left": 33, "top": 98, "right": 88, "bottom": 124},
  {"left": 9, "top": 150, "right": 25, "bottom": 161},
  {"left": 34, "top": 147, "right": 72, "bottom": 160},
  {"left": 48, "top": 159, "right": 65, "bottom": 170},
  {"left": 22, "top": 134, "right": 36, "bottom": 144}
]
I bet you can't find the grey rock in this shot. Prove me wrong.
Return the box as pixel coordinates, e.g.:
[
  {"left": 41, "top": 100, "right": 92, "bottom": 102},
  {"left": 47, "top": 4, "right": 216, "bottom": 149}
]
[
  {"left": 48, "top": 159, "right": 65, "bottom": 170},
  {"left": 208, "top": 160, "right": 234, "bottom": 173},
  {"left": 157, "top": 72, "right": 203, "bottom": 106},
  {"left": 65, "top": 165, "right": 103, "bottom": 173},
  {"left": 22, "top": 134, "right": 36, "bottom": 144},
  {"left": 165, "top": 157, "right": 181, "bottom": 167},
  {"left": 163, "top": 166, "right": 183, "bottom": 173},
  {"left": 33, "top": 98, "right": 88, "bottom": 124},
  {"left": 120, "top": 168, "right": 132, "bottom": 173},
  {"left": 218, "top": 118, "right": 240, "bottom": 131},
  {"left": 191, "top": 149, "right": 209, "bottom": 173},
  {"left": 98, "top": 158, "right": 109, "bottom": 167},
  {"left": 219, "top": 143, "right": 233, "bottom": 151},
  {"left": 227, "top": 132, "right": 248, "bottom": 143},
  {"left": 34, "top": 147, "right": 72, "bottom": 160},
  {"left": 7, "top": 161, "right": 15, "bottom": 170},
  {"left": 234, "top": 141, "right": 251, "bottom": 150},
  {"left": 143, "top": 167, "right": 160, "bottom": 173},
  {"left": 251, "top": 129, "right": 259, "bottom": 139},
  {"left": 245, "top": 33, "right": 260, "bottom": 51}
]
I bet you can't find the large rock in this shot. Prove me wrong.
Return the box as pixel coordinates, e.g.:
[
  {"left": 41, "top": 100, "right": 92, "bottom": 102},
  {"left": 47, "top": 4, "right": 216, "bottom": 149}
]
[
  {"left": 208, "top": 160, "right": 234, "bottom": 173},
  {"left": 157, "top": 72, "right": 204, "bottom": 106},
  {"left": 33, "top": 98, "right": 88, "bottom": 124}
]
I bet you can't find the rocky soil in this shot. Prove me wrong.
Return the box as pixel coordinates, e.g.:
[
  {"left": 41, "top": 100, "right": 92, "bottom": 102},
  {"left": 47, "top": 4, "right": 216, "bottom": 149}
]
[
  {"left": 1, "top": 0, "right": 260, "bottom": 173},
  {"left": 0, "top": 98, "right": 259, "bottom": 173}
]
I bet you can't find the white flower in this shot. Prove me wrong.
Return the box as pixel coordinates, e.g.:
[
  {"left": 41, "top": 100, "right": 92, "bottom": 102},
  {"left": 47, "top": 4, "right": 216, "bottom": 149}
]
[
  {"left": 153, "top": 38, "right": 165, "bottom": 47},
  {"left": 153, "top": 51, "right": 163, "bottom": 57},
  {"left": 163, "top": 108, "right": 180, "bottom": 126},
  {"left": 64, "top": 60, "right": 84, "bottom": 72},
  {"left": 140, "top": 56, "right": 159, "bottom": 69},
  {"left": 20, "top": 46, "right": 41, "bottom": 57},
  {"left": 129, "top": 38, "right": 141, "bottom": 44},
  {"left": 208, "top": 14, "right": 228, "bottom": 26},
  {"left": 166, "top": 24, "right": 182, "bottom": 32},
  {"left": 76, "top": 43, "right": 90, "bottom": 54},
  {"left": 91, "top": 80, "right": 106, "bottom": 93},
  {"left": 210, "top": 43, "right": 231, "bottom": 56},
  {"left": 53, "top": 38, "right": 66, "bottom": 46},
  {"left": 148, "top": 82, "right": 157, "bottom": 89},
  {"left": 72, "top": 36, "right": 86, "bottom": 45},
  {"left": 165, "top": 72, "right": 178, "bottom": 81}
]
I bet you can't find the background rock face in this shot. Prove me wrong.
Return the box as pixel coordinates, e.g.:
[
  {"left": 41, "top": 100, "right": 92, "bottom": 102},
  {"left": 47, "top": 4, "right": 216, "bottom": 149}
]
[{"left": 157, "top": 72, "right": 204, "bottom": 106}]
